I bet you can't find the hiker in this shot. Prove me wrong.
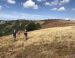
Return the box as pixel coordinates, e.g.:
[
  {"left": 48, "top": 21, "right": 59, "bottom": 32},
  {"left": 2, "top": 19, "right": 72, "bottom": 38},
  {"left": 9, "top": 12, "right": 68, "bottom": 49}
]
[
  {"left": 24, "top": 29, "right": 28, "bottom": 40},
  {"left": 13, "top": 29, "right": 17, "bottom": 40}
]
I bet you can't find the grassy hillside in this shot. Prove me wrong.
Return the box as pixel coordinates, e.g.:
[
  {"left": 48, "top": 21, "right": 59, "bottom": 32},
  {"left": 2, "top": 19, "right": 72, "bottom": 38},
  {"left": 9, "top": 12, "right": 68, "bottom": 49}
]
[
  {"left": 0, "top": 26, "right": 75, "bottom": 58},
  {"left": 1, "top": 19, "right": 75, "bottom": 36},
  {"left": 42, "top": 20, "right": 75, "bottom": 28}
]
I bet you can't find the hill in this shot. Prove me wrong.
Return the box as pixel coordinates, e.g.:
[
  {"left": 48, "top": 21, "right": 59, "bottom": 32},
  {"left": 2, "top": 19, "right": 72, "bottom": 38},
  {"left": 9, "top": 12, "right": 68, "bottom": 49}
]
[
  {"left": 1, "top": 19, "right": 75, "bottom": 36},
  {"left": 0, "top": 26, "right": 75, "bottom": 58},
  {"left": 42, "top": 19, "right": 75, "bottom": 28}
]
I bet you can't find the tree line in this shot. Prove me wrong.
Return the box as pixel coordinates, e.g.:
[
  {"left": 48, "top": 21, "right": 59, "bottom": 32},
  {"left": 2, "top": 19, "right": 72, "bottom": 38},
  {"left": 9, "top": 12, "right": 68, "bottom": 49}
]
[{"left": 0, "top": 20, "right": 41, "bottom": 36}]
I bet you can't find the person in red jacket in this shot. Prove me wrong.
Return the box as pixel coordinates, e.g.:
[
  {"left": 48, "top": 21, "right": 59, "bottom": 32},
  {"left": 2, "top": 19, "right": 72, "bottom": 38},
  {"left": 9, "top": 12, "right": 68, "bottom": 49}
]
[{"left": 24, "top": 29, "right": 28, "bottom": 40}]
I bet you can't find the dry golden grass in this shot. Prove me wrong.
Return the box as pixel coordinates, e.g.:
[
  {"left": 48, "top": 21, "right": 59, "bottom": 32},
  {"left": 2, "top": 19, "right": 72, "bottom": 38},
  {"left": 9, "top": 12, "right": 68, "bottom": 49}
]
[{"left": 0, "top": 26, "right": 75, "bottom": 58}]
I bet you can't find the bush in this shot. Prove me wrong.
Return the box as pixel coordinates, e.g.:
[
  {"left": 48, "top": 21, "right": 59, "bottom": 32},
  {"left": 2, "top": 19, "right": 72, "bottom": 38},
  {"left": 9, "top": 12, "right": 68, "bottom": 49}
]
[
  {"left": 36, "top": 23, "right": 41, "bottom": 29},
  {"left": 26, "top": 22, "right": 41, "bottom": 31},
  {"left": 20, "top": 22, "right": 27, "bottom": 30},
  {"left": 3, "top": 28, "right": 12, "bottom": 35},
  {"left": 0, "top": 31, "right": 3, "bottom": 36}
]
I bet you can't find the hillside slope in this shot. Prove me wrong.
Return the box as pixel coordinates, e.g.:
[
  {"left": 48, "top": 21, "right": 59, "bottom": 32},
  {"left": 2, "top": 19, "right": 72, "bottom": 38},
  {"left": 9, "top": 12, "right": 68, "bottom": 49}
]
[
  {"left": 0, "top": 26, "right": 75, "bottom": 58},
  {"left": 42, "top": 20, "right": 75, "bottom": 28}
]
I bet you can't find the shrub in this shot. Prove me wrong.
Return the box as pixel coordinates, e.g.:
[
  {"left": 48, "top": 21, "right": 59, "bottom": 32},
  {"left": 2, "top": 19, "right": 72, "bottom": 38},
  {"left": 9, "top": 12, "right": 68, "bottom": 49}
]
[
  {"left": 26, "top": 22, "right": 41, "bottom": 31},
  {"left": 36, "top": 23, "right": 41, "bottom": 29},
  {"left": 0, "top": 31, "right": 3, "bottom": 36}
]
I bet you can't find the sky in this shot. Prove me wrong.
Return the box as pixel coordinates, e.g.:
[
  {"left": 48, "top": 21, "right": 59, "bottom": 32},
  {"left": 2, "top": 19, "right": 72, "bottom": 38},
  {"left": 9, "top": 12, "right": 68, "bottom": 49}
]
[{"left": 0, "top": 0, "right": 75, "bottom": 20}]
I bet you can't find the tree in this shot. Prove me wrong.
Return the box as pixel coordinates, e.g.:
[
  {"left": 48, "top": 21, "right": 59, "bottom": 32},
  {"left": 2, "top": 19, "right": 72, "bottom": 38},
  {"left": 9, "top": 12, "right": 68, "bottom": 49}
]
[
  {"left": 26, "top": 22, "right": 39, "bottom": 31},
  {"left": 36, "top": 23, "right": 41, "bottom": 29},
  {"left": 0, "top": 31, "right": 3, "bottom": 36},
  {"left": 20, "top": 22, "right": 27, "bottom": 30}
]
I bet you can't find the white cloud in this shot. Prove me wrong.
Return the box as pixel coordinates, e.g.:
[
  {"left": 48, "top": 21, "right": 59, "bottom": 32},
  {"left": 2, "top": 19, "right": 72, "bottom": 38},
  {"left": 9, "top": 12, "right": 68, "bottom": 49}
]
[
  {"left": 37, "top": 0, "right": 46, "bottom": 2},
  {"left": 0, "top": 12, "right": 48, "bottom": 20},
  {"left": 58, "top": 7, "right": 65, "bottom": 11},
  {"left": 0, "top": 5, "right": 2, "bottom": 9},
  {"left": 59, "top": 0, "right": 70, "bottom": 5},
  {"left": 45, "top": 0, "right": 70, "bottom": 6},
  {"left": 51, "top": 7, "right": 66, "bottom": 11},
  {"left": 37, "top": 0, "right": 42, "bottom": 2},
  {"left": 7, "top": 0, "right": 16, "bottom": 4},
  {"left": 45, "top": 2, "right": 51, "bottom": 6},
  {"left": 51, "top": 0, "right": 58, "bottom": 6},
  {"left": 33, "top": 5, "right": 38, "bottom": 9},
  {"left": 23, "top": 0, "right": 38, "bottom": 9},
  {"left": 65, "top": 18, "right": 70, "bottom": 20},
  {"left": 45, "top": 0, "right": 58, "bottom": 6},
  {"left": 23, "top": 0, "right": 35, "bottom": 8},
  {"left": 51, "top": 8, "right": 57, "bottom": 11}
]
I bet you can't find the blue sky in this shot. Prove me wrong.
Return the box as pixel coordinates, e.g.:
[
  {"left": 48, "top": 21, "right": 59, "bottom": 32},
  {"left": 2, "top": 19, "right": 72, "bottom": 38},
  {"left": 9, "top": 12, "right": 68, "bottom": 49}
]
[{"left": 0, "top": 0, "right": 75, "bottom": 20}]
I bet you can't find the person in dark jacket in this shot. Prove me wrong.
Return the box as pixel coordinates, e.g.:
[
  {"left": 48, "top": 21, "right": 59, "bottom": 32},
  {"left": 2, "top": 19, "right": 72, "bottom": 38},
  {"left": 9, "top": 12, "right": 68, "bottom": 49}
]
[
  {"left": 13, "top": 29, "right": 17, "bottom": 40},
  {"left": 24, "top": 29, "right": 28, "bottom": 40}
]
